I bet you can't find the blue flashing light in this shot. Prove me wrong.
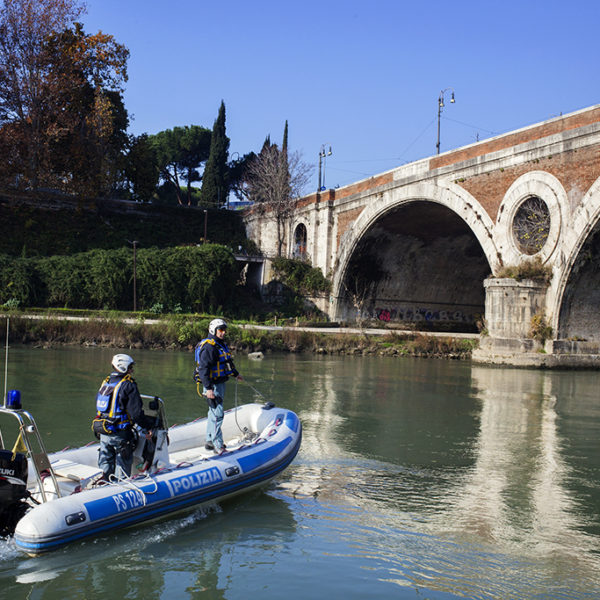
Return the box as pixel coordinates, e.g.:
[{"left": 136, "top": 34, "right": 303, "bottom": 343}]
[{"left": 6, "top": 389, "right": 21, "bottom": 410}]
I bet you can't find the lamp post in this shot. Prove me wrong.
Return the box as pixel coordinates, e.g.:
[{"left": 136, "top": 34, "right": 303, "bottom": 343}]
[
  {"left": 436, "top": 88, "right": 455, "bottom": 154},
  {"left": 318, "top": 144, "right": 332, "bottom": 192},
  {"left": 203, "top": 210, "right": 207, "bottom": 243},
  {"left": 127, "top": 240, "right": 138, "bottom": 311}
]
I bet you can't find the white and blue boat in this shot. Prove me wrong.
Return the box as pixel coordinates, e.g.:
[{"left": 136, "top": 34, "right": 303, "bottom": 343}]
[{"left": 0, "top": 392, "right": 301, "bottom": 556}]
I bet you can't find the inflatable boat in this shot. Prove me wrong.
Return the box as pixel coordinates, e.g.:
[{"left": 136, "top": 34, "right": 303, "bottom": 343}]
[{"left": 0, "top": 392, "right": 301, "bottom": 555}]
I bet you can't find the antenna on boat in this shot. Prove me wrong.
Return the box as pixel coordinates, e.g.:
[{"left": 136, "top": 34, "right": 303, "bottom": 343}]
[{"left": 3, "top": 317, "right": 8, "bottom": 408}]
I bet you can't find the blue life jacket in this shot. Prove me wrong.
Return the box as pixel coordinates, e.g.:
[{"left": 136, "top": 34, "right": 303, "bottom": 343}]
[
  {"left": 196, "top": 337, "right": 235, "bottom": 381},
  {"left": 95, "top": 374, "right": 134, "bottom": 431}
]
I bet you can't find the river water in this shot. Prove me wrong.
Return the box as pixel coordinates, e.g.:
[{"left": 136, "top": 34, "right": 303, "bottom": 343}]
[{"left": 0, "top": 346, "right": 599, "bottom": 599}]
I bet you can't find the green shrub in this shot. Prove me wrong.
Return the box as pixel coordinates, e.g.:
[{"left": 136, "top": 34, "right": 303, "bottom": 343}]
[
  {"left": 0, "top": 255, "right": 39, "bottom": 306},
  {"left": 271, "top": 257, "right": 331, "bottom": 295},
  {"left": 529, "top": 313, "right": 553, "bottom": 343},
  {"left": 0, "top": 244, "right": 239, "bottom": 312},
  {"left": 496, "top": 256, "right": 552, "bottom": 284}
]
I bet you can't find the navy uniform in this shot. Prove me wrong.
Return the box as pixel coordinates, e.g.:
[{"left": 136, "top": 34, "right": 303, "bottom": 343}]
[
  {"left": 194, "top": 319, "right": 240, "bottom": 453},
  {"left": 94, "top": 354, "right": 154, "bottom": 479}
]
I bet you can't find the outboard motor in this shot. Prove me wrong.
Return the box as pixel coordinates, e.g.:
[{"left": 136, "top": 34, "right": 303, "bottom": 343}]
[{"left": 0, "top": 449, "right": 30, "bottom": 536}]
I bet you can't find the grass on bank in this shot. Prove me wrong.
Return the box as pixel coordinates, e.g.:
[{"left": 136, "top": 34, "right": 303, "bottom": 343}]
[{"left": 0, "top": 310, "right": 478, "bottom": 359}]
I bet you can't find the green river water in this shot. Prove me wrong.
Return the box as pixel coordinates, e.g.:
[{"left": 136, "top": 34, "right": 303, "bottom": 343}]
[{"left": 0, "top": 345, "right": 599, "bottom": 599}]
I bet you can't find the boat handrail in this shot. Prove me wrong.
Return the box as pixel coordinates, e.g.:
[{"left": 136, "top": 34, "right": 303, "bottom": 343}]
[{"left": 0, "top": 406, "right": 62, "bottom": 502}]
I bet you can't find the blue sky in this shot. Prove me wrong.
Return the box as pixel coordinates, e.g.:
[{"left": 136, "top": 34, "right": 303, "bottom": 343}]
[{"left": 82, "top": 0, "right": 600, "bottom": 192}]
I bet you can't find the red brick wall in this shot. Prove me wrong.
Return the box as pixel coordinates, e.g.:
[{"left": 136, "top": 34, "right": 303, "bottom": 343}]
[
  {"left": 430, "top": 107, "right": 600, "bottom": 171},
  {"left": 289, "top": 107, "right": 600, "bottom": 254},
  {"left": 336, "top": 206, "right": 365, "bottom": 250},
  {"left": 455, "top": 144, "right": 600, "bottom": 221},
  {"left": 302, "top": 173, "right": 394, "bottom": 207}
]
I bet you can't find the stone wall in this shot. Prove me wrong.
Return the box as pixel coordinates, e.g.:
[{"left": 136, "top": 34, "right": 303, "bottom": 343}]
[{"left": 483, "top": 278, "right": 547, "bottom": 339}]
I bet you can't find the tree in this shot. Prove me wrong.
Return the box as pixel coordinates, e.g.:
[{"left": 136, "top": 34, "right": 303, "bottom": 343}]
[
  {"left": 245, "top": 125, "right": 311, "bottom": 256},
  {"left": 342, "top": 246, "right": 388, "bottom": 328},
  {"left": 0, "top": 0, "right": 83, "bottom": 188},
  {"left": 123, "top": 134, "right": 159, "bottom": 202},
  {"left": 0, "top": 0, "right": 130, "bottom": 195},
  {"left": 45, "top": 23, "right": 130, "bottom": 196},
  {"left": 228, "top": 151, "right": 256, "bottom": 202},
  {"left": 150, "top": 125, "right": 211, "bottom": 205},
  {"left": 199, "top": 101, "right": 230, "bottom": 207}
]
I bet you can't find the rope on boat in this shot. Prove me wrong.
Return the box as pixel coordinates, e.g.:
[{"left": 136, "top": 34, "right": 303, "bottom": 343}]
[{"left": 104, "top": 467, "right": 158, "bottom": 499}]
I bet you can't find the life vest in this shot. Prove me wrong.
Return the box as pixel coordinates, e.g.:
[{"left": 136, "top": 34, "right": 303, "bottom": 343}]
[
  {"left": 95, "top": 374, "right": 134, "bottom": 432},
  {"left": 196, "top": 337, "right": 235, "bottom": 381}
]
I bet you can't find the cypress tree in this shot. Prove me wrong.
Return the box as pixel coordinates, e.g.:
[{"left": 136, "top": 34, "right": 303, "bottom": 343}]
[
  {"left": 200, "top": 100, "right": 230, "bottom": 206},
  {"left": 281, "top": 120, "right": 290, "bottom": 198},
  {"left": 282, "top": 120, "right": 288, "bottom": 158}
]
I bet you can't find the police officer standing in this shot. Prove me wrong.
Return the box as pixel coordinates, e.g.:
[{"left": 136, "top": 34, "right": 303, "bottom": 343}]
[
  {"left": 94, "top": 354, "right": 155, "bottom": 481},
  {"left": 194, "top": 319, "right": 243, "bottom": 453}
]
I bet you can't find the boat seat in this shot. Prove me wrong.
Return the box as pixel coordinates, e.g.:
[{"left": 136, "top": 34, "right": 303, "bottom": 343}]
[
  {"left": 50, "top": 459, "right": 102, "bottom": 485},
  {"left": 169, "top": 448, "right": 209, "bottom": 464}
]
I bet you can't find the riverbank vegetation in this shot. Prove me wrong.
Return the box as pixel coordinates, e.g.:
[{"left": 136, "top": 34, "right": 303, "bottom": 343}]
[{"left": 0, "top": 313, "right": 477, "bottom": 359}]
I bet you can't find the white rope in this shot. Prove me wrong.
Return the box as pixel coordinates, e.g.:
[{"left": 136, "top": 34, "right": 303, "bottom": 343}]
[{"left": 106, "top": 468, "right": 158, "bottom": 500}]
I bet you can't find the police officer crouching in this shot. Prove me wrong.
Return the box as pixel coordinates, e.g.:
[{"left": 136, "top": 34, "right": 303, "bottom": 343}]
[{"left": 93, "top": 354, "right": 155, "bottom": 482}]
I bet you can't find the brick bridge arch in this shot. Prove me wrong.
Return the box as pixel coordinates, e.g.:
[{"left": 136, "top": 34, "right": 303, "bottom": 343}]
[
  {"left": 244, "top": 105, "right": 600, "bottom": 364},
  {"left": 331, "top": 182, "right": 497, "bottom": 325}
]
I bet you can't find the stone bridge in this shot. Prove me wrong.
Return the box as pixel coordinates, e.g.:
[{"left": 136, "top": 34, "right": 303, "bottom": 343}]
[{"left": 244, "top": 105, "right": 600, "bottom": 366}]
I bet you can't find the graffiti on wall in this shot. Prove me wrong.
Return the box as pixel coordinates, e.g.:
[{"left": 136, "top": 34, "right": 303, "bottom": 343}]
[{"left": 372, "top": 306, "right": 475, "bottom": 324}]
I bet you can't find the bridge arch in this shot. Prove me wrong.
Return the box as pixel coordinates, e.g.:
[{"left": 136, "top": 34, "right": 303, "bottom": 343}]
[
  {"left": 332, "top": 182, "right": 496, "bottom": 328},
  {"left": 552, "top": 175, "right": 600, "bottom": 340}
]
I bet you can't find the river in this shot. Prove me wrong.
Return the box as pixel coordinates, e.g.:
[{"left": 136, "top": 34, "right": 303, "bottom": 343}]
[{"left": 0, "top": 346, "right": 599, "bottom": 599}]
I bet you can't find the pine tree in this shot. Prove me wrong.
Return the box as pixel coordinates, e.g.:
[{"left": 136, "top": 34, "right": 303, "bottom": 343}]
[{"left": 199, "top": 101, "right": 230, "bottom": 206}]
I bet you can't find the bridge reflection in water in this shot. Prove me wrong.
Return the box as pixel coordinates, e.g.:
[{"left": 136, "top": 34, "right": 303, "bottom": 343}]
[
  {"left": 272, "top": 356, "right": 600, "bottom": 597},
  {"left": 443, "top": 367, "right": 599, "bottom": 577}
]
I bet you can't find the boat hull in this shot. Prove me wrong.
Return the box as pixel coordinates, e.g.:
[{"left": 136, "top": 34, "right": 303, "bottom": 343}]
[{"left": 14, "top": 404, "right": 301, "bottom": 555}]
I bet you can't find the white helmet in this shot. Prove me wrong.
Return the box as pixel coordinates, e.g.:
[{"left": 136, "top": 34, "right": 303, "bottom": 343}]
[
  {"left": 112, "top": 353, "right": 135, "bottom": 374},
  {"left": 208, "top": 318, "right": 228, "bottom": 335}
]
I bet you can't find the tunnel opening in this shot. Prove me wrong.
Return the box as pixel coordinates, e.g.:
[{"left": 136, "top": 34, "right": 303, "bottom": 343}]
[{"left": 339, "top": 201, "right": 491, "bottom": 332}]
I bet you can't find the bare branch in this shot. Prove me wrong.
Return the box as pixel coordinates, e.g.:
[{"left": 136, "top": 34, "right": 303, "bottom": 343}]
[
  {"left": 246, "top": 144, "right": 311, "bottom": 255},
  {"left": 513, "top": 196, "right": 550, "bottom": 255}
]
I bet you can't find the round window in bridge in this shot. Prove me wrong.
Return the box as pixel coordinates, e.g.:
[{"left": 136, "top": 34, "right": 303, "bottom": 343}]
[{"left": 512, "top": 196, "right": 551, "bottom": 255}]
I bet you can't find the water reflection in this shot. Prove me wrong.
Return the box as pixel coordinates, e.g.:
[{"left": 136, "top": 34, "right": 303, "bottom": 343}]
[
  {"left": 436, "top": 366, "right": 600, "bottom": 591},
  {"left": 1, "top": 348, "right": 600, "bottom": 599},
  {"left": 2, "top": 491, "right": 297, "bottom": 598},
  {"left": 260, "top": 356, "right": 600, "bottom": 597}
]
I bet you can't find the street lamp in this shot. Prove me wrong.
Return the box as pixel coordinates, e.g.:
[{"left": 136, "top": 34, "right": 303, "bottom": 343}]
[
  {"left": 436, "top": 88, "right": 455, "bottom": 154},
  {"left": 127, "top": 240, "right": 138, "bottom": 311},
  {"left": 318, "top": 144, "right": 332, "bottom": 192},
  {"left": 203, "top": 210, "right": 207, "bottom": 243}
]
